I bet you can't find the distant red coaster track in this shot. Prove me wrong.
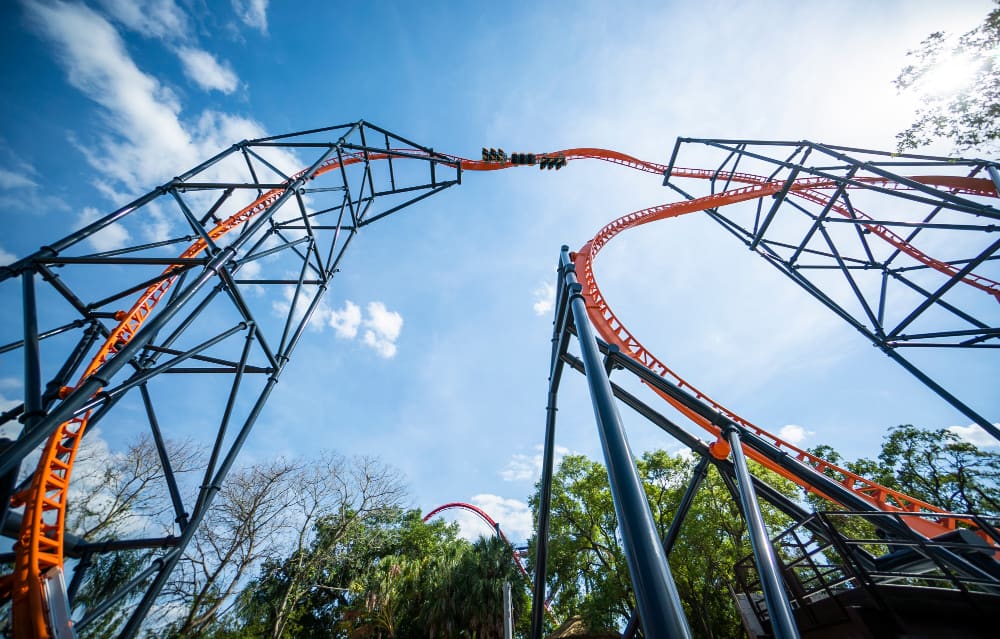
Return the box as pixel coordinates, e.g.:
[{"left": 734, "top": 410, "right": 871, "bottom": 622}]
[{"left": 422, "top": 501, "right": 528, "bottom": 576}]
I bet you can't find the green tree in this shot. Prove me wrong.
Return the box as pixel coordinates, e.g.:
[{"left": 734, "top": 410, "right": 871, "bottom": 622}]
[
  {"left": 448, "top": 535, "right": 527, "bottom": 639},
  {"left": 895, "top": 2, "right": 1000, "bottom": 152},
  {"left": 344, "top": 533, "right": 527, "bottom": 639},
  {"left": 162, "top": 458, "right": 302, "bottom": 638},
  {"left": 244, "top": 454, "right": 406, "bottom": 639},
  {"left": 232, "top": 501, "right": 532, "bottom": 639},
  {"left": 529, "top": 451, "right": 798, "bottom": 639},
  {"left": 63, "top": 435, "right": 200, "bottom": 639},
  {"left": 235, "top": 507, "right": 461, "bottom": 638},
  {"left": 70, "top": 550, "right": 151, "bottom": 639},
  {"left": 811, "top": 424, "right": 1000, "bottom": 516}
]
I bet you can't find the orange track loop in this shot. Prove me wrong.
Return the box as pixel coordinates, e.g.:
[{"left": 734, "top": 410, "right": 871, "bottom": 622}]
[
  {"left": 570, "top": 162, "right": 998, "bottom": 541},
  {"left": 9, "top": 145, "right": 998, "bottom": 636}
]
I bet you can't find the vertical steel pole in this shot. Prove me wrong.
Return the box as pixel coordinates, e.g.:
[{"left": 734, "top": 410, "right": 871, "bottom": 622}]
[
  {"left": 987, "top": 165, "right": 1000, "bottom": 195},
  {"left": 724, "top": 425, "right": 800, "bottom": 639},
  {"left": 561, "top": 248, "right": 692, "bottom": 639},
  {"left": 624, "top": 454, "right": 711, "bottom": 639},
  {"left": 1, "top": 272, "right": 45, "bottom": 529},
  {"left": 530, "top": 256, "right": 572, "bottom": 639},
  {"left": 503, "top": 581, "right": 513, "bottom": 639},
  {"left": 21, "top": 270, "right": 43, "bottom": 430}
]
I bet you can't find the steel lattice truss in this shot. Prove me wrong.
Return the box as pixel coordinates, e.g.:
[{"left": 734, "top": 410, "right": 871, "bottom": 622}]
[
  {"left": 0, "top": 122, "right": 458, "bottom": 637},
  {"left": 531, "top": 141, "right": 1000, "bottom": 639},
  {"left": 663, "top": 139, "right": 1000, "bottom": 436},
  {"left": 1, "top": 127, "right": 998, "bottom": 638}
]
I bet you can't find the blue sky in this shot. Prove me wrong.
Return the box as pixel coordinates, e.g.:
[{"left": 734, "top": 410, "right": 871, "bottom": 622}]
[{"left": 0, "top": 0, "right": 997, "bottom": 542}]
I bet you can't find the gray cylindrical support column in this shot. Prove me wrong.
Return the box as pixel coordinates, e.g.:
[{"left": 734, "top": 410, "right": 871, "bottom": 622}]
[
  {"left": 724, "top": 426, "right": 800, "bottom": 639},
  {"left": 530, "top": 255, "right": 574, "bottom": 639},
  {"left": 987, "top": 165, "right": 1000, "bottom": 196},
  {"left": 21, "top": 270, "right": 43, "bottom": 430},
  {"left": 529, "top": 392, "right": 559, "bottom": 639},
  {"left": 561, "top": 249, "right": 692, "bottom": 639},
  {"left": 624, "top": 447, "right": 712, "bottom": 638},
  {"left": 503, "top": 580, "right": 513, "bottom": 639}
]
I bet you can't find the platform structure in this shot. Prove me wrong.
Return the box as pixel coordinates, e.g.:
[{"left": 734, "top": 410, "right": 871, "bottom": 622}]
[
  {"left": 531, "top": 141, "right": 999, "bottom": 639},
  {"left": 0, "top": 122, "right": 458, "bottom": 638}
]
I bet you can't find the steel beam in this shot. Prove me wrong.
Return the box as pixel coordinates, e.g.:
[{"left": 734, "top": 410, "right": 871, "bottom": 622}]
[
  {"left": 724, "top": 425, "right": 800, "bottom": 639},
  {"left": 529, "top": 256, "right": 573, "bottom": 639},
  {"left": 559, "top": 247, "right": 692, "bottom": 639}
]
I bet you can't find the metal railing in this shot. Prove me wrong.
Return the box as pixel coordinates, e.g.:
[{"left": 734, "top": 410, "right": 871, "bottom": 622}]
[{"left": 734, "top": 510, "right": 1000, "bottom": 630}]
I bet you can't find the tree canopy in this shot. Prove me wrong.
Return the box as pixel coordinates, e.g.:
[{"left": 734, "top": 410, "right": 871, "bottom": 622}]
[
  {"left": 45, "top": 423, "right": 999, "bottom": 638},
  {"left": 528, "top": 450, "right": 798, "bottom": 639},
  {"left": 895, "top": 1, "right": 1000, "bottom": 152},
  {"left": 810, "top": 424, "right": 1000, "bottom": 516}
]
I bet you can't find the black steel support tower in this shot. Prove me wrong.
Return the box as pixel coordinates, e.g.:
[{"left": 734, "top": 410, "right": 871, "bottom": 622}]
[
  {"left": 532, "top": 141, "right": 998, "bottom": 638},
  {"left": 0, "top": 121, "right": 458, "bottom": 637},
  {"left": 664, "top": 138, "right": 1000, "bottom": 442}
]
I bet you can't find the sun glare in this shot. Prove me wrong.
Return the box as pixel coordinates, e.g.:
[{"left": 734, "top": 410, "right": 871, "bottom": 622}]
[{"left": 919, "top": 49, "right": 981, "bottom": 97}]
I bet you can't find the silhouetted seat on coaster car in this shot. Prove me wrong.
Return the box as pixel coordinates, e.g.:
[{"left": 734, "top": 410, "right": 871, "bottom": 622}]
[{"left": 873, "top": 528, "right": 1000, "bottom": 580}]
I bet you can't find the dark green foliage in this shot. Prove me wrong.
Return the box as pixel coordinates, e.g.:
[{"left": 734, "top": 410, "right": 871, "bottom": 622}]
[
  {"left": 70, "top": 426, "right": 995, "bottom": 637},
  {"left": 895, "top": 2, "right": 1000, "bottom": 152},
  {"left": 72, "top": 550, "right": 150, "bottom": 639},
  {"left": 811, "top": 424, "right": 1000, "bottom": 516},
  {"left": 528, "top": 451, "right": 798, "bottom": 639},
  {"left": 231, "top": 507, "right": 527, "bottom": 638}
]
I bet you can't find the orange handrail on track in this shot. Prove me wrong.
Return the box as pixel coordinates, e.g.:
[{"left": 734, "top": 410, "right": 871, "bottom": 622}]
[
  {"left": 567, "top": 157, "right": 998, "bottom": 541},
  {"left": 5, "top": 145, "right": 997, "bottom": 637},
  {"left": 7, "top": 151, "right": 382, "bottom": 637}
]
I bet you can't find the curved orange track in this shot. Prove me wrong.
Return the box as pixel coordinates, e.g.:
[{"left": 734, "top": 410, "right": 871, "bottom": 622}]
[{"left": 6, "top": 147, "right": 998, "bottom": 637}]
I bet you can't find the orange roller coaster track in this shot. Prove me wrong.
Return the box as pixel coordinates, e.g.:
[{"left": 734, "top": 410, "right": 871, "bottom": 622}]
[
  {"left": 569, "top": 154, "right": 998, "bottom": 539},
  {"left": 1, "top": 129, "right": 997, "bottom": 637}
]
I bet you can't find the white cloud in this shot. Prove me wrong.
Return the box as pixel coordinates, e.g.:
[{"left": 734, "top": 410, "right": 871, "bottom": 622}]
[
  {"left": 362, "top": 302, "right": 402, "bottom": 359},
  {"left": 0, "top": 394, "right": 18, "bottom": 414},
  {"left": 232, "top": 0, "right": 269, "bottom": 34},
  {"left": 176, "top": 46, "right": 239, "bottom": 94},
  {"left": 439, "top": 495, "right": 534, "bottom": 542},
  {"left": 532, "top": 282, "right": 555, "bottom": 316},
  {"left": 0, "top": 380, "right": 23, "bottom": 438},
  {"left": 0, "top": 245, "right": 14, "bottom": 266},
  {"left": 237, "top": 259, "right": 261, "bottom": 278},
  {"left": 96, "top": 0, "right": 188, "bottom": 39},
  {"left": 77, "top": 206, "right": 131, "bottom": 252},
  {"left": 26, "top": 0, "right": 195, "bottom": 193},
  {"left": 0, "top": 168, "right": 37, "bottom": 190},
  {"left": 232, "top": 259, "right": 265, "bottom": 296},
  {"left": 777, "top": 424, "right": 814, "bottom": 446},
  {"left": 675, "top": 447, "right": 696, "bottom": 463},
  {"left": 948, "top": 423, "right": 1000, "bottom": 448},
  {"left": 0, "top": 153, "right": 70, "bottom": 213},
  {"left": 142, "top": 201, "right": 172, "bottom": 243},
  {"left": 25, "top": 1, "right": 302, "bottom": 247},
  {"left": 329, "top": 300, "right": 362, "bottom": 339},
  {"left": 501, "top": 444, "right": 570, "bottom": 482},
  {"left": 272, "top": 293, "right": 397, "bottom": 356},
  {"left": 273, "top": 286, "right": 327, "bottom": 330},
  {"left": 470, "top": 494, "right": 533, "bottom": 541}
]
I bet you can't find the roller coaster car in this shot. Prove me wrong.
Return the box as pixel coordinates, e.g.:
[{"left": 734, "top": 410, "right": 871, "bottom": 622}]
[
  {"left": 539, "top": 154, "right": 567, "bottom": 170},
  {"left": 481, "top": 147, "right": 506, "bottom": 163},
  {"left": 873, "top": 528, "right": 1000, "bottom": 580}
]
